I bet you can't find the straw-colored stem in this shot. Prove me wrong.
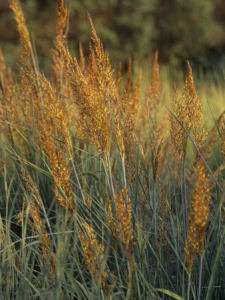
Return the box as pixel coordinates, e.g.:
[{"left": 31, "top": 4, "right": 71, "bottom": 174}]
[{"left": 198, "top": 253, "right": 204, "bottom": 300}]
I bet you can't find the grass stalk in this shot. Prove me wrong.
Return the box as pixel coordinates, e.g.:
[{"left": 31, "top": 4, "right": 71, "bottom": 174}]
[{"left": 198, "top": 253, "right": 204, "bottom": 300}]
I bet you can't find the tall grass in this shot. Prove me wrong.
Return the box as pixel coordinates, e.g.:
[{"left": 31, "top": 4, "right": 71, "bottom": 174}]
[{"left": 0, "top": 0, "right": 224, "bottom": 299}]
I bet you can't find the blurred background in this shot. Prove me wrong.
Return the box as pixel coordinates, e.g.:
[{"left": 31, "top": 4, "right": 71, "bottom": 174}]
[{"left": 0, "top": 0, "right": 225, "bottom": 77}]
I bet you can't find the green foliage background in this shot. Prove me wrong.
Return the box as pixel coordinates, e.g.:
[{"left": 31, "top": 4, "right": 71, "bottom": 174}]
[{"left": 0, "top": 0, "right": 225, "bottom": 74}]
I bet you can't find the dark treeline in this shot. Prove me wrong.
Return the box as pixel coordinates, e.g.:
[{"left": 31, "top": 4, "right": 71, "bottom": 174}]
[{"left": 0, "top": 0, "right": 225, "bottom": 75}]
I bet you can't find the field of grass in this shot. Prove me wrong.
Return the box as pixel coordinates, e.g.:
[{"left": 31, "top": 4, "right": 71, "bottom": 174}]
[{"left": 0, "top": 1, "right": 224, "bottom": 299}]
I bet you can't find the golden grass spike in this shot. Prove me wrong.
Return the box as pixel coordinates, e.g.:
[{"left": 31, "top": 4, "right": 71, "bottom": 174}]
[
  {"left": 110, "top": 187, "right": 136, "bottom": 294},
  {"left": 218, "top": 111, "right": 225, "bottom": 159},
  {"left": 185, "top": 62, "right": 207, "bottom": 150},
  {"left": 9, "top": 0, "right": 41, "bottom": 134},
  {"left": 184, "top": 159, "right": 211, "bottom": 273},
  {"left": 170, "top": 89, "right": 188, "bottom": 168},
  {"left": 112, "top": 187, "right": 135, "bottom": 254},
  {"left": 65, "top": 15, "right": 128, "bottom": 158},
  {"left": 119, "top": 188, "right": 135, "bottom": 252},
  {"left": 151, "top": 114, "right": 169, "bottom": 181},
  {"left": 79, "top": 222, "right": 108, "bottom": 292},
  {"left": 88, "top": 43, "right": 97, "bottom": 77},
  {"left": 116, "top": 62, "right": 122, "bottom": 91},
  {"left": 72, "top": 56, "right": 111, "bottom": 154},
  {"left": 107, "top": 187, "right": 135, "bottom": 254},
  {"left": 130, "top": 70, "right": 142, "bottom": 131},
  {"left": 123, "top": 70, "right": 142, "bottom": 140},
  {"left": 0, "top": 50, "right": 14, "bottom": 113},
  {"left": 39, "top": 123, "right": 74, "bottom": 213},
  {"left": 198, "top": 110, "right": 224, "bottom": 164},
  {"left": 38, "top": 73, "right": 72, "bottom": 152},
  {"left": 19, "top": 199, "right": 55, "bottom": 275},
  {"left": 0, "top": 49, "right": 6, "bottom": 78},
  {"left": 125, "top": 57, "right": 132, "bottom": 93},
  {"left": 170, "top": 64, "right": 208, "bottom": 169},
  {"left": 21, "top": 168, "right": 42, "bottom": 208},
  {"left": 56, "top": 0, "right": 67, "bottom": 43},
  {"left": 192, "top": 160, "right": 211, "bottom": 230},
  {"left": 88, "top": 14, "right": 117, "bottom": 101},
  {"left": 0, "top": 49, "right": 22, "bottom": 147},
  {"left": 71, "top": 24, "right": 123, "bottom": 155},
  {"left": 184, "top": 211, "right": 200, "bottom": 273},
  {"left": 79, "top": 41, "right": 86, "bottom": 72},
  {"left": 72, "top": 15, "right": 126, "bottom": 157},
  {"left": 147, "top": 51, "right": 160, "bottom": 121},
  {"left": 201, "top": 125, "right": 218, "bottom": 162},
  {"left": 118, "top": 69, "right": 142, "bottom": 185},
  {"left": 51, "top": 0, "right": 68, "bottom": 90},
  {"left": 9, "top": 0, "right": 32, "bottom": 63},
  {"left": 34, "top": 74, "right": 74, "bottom": 213},
  {"left": 88, "top": 14, "right": 101, "bottom": 47}
]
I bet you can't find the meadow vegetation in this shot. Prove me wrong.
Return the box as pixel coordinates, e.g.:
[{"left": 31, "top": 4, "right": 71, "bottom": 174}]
[{"left": 0, "top": 0, "right": 224, "bottom": 299}]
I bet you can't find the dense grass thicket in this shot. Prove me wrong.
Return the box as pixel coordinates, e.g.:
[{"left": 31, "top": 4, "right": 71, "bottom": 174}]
[{"left": 0, "top": 1, "right": 224, "bottom": 299}]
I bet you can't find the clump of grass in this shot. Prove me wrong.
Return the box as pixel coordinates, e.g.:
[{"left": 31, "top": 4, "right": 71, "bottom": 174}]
[{"left": 0, "top": 0, "right": 224, "bottom": 299}]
